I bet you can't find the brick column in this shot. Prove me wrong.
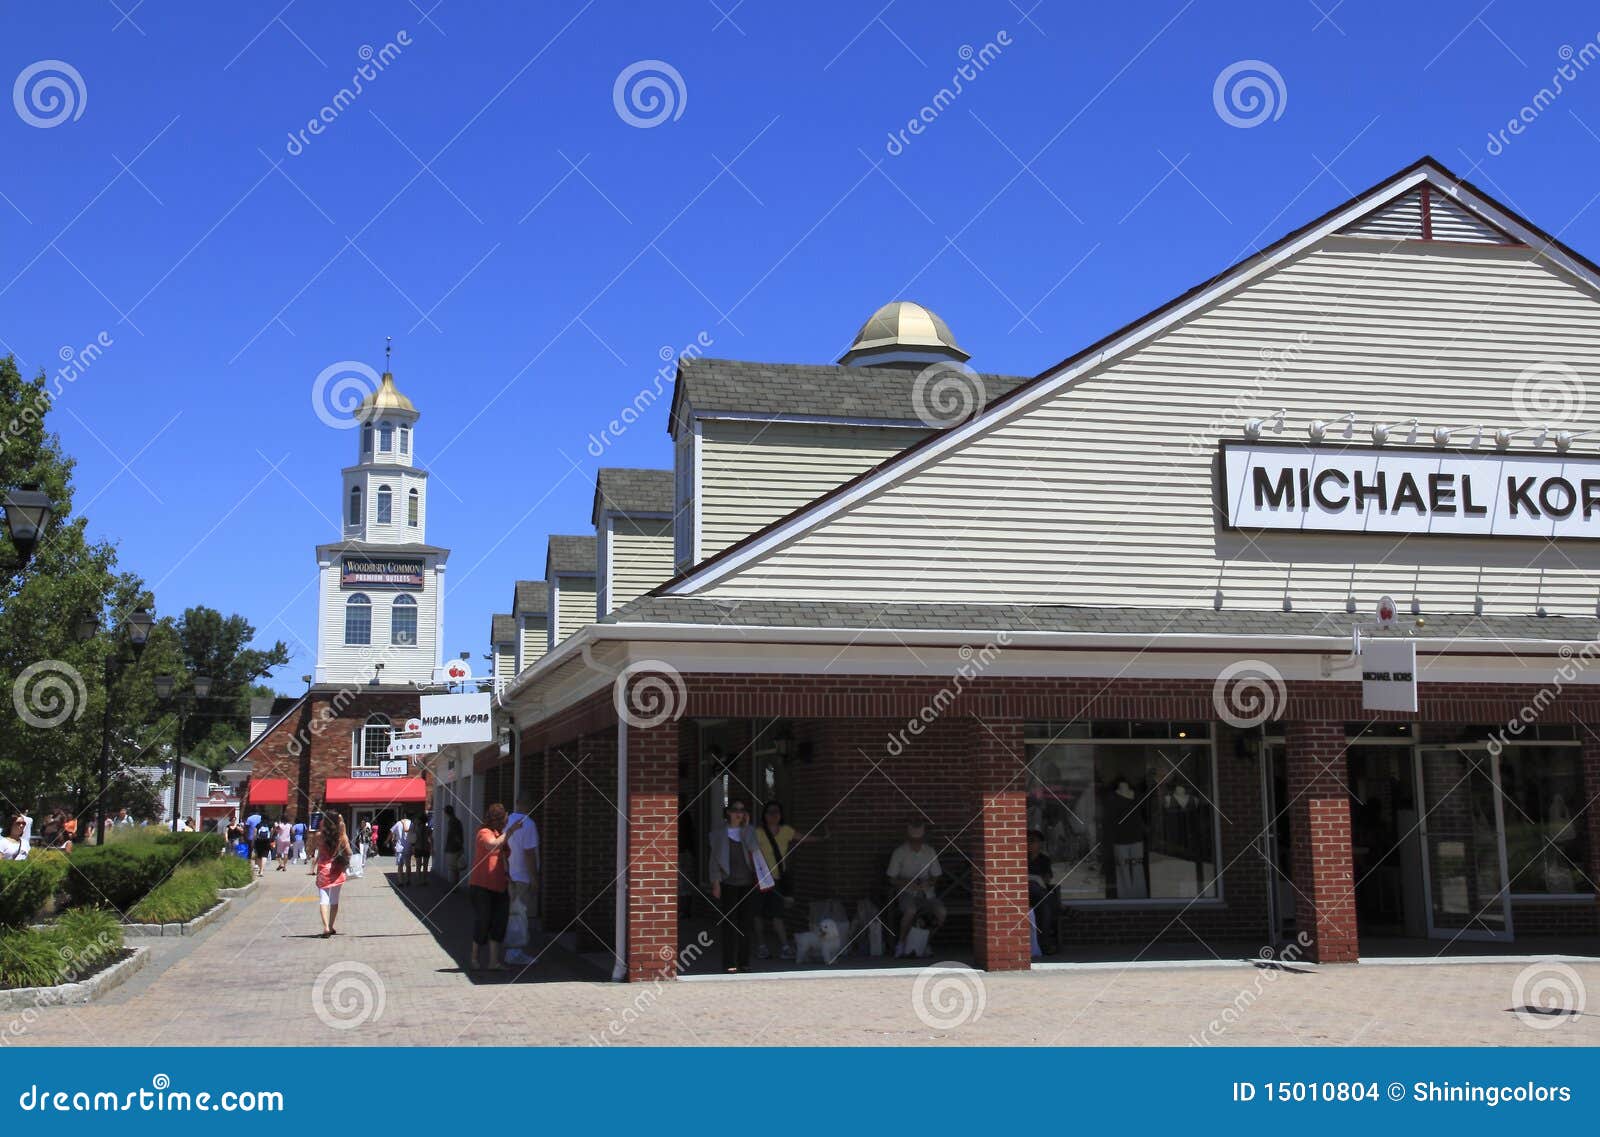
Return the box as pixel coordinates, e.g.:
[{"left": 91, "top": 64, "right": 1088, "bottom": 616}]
[
  {"left": 1285, "top": 719, "right": 1358, "bottom": 963},
  {"left": 626, "top": 719, "right": 680, "bottom": 982},
  {"left": 971, "top": 718, "right": 1031, "bottom": 971}
]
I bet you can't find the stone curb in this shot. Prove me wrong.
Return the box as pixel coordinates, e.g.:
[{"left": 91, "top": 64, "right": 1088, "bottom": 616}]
[
  {"left": 0, "top": 946, "right": 148, "bottom": 1011},
  {"left": 121, "top": 897, "right": 230, "bottom": 939},
  {"left": 217, "top": 879, "right": 260, "bottom": 900}
]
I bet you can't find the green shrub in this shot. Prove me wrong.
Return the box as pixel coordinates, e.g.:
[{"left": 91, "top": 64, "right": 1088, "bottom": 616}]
[
  {"left": 0, "top": 907, "right": 124, "bottom": 990},
  {"left": 0, "top": 854, "right": 69, "bottom": 929},
  {"left": 211, "top": 856, "right": 253, "bottom": 889},
  {"left": 153, "top": 831, "right": 224, "bottom": 858},
  {"left": 126, "top": 866, "right": 218, "bottom": 925},
  {"left": 64, "top": 843, "right": 185, "bottom": 912}
]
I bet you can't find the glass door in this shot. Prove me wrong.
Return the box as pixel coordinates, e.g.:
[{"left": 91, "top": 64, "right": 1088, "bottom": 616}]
[
  {"left": 1259, "top": 742, "right": 1294, "bottom": 946},
  {"left": 1414, "top": 745, "right": 1513, "bottom": 941}
]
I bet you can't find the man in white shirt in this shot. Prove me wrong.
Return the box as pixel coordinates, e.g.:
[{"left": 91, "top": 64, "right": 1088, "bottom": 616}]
[
  {"left": 504, "top": 791, "right": 540, "bottom": 966},
  {"left": 390, "top": 816, "right": 412, "bottom": 884},
  {"left": 887, "top": 821, "right": 945, "bottom": 953}
]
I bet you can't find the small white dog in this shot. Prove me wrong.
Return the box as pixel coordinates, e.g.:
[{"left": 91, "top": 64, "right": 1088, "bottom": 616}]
[
  {"left": 792, "top": 930, "right": 824, "bottom": 964},
  {"left": 817, "top": 917, "right": 848, "bottom": 965}
]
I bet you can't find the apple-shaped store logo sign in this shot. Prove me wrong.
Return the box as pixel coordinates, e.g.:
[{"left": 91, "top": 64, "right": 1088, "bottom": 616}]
[
  {"left": 1376, "top": 595, "right": 1397, "bottom": 627},
  {"left": 403, "top": 718, "right": 423, "bottom": 736},
  {"left": 445, "top": 659, "right": 472, "bottom": 682}
]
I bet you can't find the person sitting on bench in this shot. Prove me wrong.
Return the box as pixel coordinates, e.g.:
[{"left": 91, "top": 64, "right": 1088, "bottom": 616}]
[{"left": 888, "top": 821, "right": 945, "bottom": 955}]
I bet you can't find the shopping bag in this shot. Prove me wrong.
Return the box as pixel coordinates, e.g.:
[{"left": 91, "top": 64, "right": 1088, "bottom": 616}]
[
  {"left": 506, "top": 897, "right": 530, "bottom": 949},
  {"left": 347, "top": 851, "right": 365, "bottom": 879}
]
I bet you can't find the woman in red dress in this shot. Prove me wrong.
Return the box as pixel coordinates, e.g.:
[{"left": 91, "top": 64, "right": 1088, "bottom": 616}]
[{"left": 316, "top": 813, "right": 352, "bottom": 938}]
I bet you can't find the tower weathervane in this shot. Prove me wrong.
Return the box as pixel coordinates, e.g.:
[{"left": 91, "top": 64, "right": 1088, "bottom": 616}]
[{"left": 385, "top": 335, "right": 392, "bottom": 371}]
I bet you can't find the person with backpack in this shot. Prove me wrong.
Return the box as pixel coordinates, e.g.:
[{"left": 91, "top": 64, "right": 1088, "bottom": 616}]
[{"left": 251, "top": 817, "right": 273, "bottom": 877}]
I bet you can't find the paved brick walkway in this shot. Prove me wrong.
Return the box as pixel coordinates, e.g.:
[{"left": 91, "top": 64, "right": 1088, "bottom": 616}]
[{"left": 9, "top": 863, "right": 1597, "bottom": 1046}]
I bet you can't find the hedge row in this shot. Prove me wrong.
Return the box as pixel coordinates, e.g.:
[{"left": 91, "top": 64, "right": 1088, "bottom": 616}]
[
  {"left": 64, "top": 830, "right": 225, "bottom": 914},
  {"left": 0, "top": 854, "right": 69, "bottom": 929},
  {"left": 127, "top": 866, "right": 219, "bottom": 924},
  {"left": 0, "top": 908, "right": 123, "bottom": 990}
]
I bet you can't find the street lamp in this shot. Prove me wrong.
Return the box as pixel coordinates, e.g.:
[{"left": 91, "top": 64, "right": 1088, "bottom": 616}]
[
  {"left": 2, "top": 484, "right": 55, "bottom": 566},
  {"left": 154, "top": 670, "right": 214, "bottom": 831},
  {"left": 85, "top": 607, "right": 156, "bottom": 846}
]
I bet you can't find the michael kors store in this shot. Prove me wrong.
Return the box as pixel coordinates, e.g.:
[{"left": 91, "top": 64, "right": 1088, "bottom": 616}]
[{"left": 498, "top": 159, "right": 1600, "bottom": 979}]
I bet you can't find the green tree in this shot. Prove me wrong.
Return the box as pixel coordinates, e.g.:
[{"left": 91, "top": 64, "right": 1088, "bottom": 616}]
[{"left": 161, "top": 606, "right": 288, "bottom": 753}]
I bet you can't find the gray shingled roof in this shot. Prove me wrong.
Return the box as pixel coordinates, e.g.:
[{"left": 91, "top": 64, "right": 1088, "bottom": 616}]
[
  {"left": 607, "top": 596, "right": 1597, "bottom": 642},
  {"left": 490, "top": 613, "right": 516, "bottom": 645},
  {"left": 593, "top": 468, "right": 674, "bottom": 523},
  {"left": 671, "top": 358, "right": 1030, "bottom": 428},
  {"left": 547, "top": 534, "right": 596, "bottom": 576},
  {"left": 512, "top": 580, "right": 547, "bottom": 616}
]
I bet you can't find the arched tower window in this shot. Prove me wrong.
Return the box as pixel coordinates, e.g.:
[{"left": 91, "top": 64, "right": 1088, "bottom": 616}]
[
  {"left": 344, "top": 594, "right": 372, "bottom": 645},
  {"left": 361, "top": 424, "right": 373, "bottom": 454},
  {"left": 399, "top": 424, "right": 410, "bottom": 455},
  {"left": 360, "top": 713, "right": 392, "bottom": 767},
  {"left": 376, "top": 484, "right": 392, "bottom": 524},
  {"left": 407, "top": 487, "right": 419, "bottom": 527},
  {"left": 348, "top": 485, "right": 362, "bottom": 526},
  {"left": 391, "top": 594, "right": 418, "bottom": 646},
  {"left": 379, "top": 423, "right": 393, "bottom": 452}
]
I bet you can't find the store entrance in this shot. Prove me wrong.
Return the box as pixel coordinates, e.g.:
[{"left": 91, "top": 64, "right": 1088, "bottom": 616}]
[{"left": 1346, "top": 743, "right": 1428, "bottom": 939}]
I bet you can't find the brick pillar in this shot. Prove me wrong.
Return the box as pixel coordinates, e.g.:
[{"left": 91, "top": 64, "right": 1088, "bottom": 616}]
[
  {"left": 971, "top": 718, "right": 1031, "bottom": 971},
  {"left": 1285, "top": 719, "right": 1358, "bottom": 963},
  {"left": 626, "top": 719, "right": 680, "bottom": 981}
]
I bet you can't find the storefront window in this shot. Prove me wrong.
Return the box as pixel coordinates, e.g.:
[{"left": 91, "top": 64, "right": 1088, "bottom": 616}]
[
  {"left": 1025, "top": 721, "right": 1219, "bottom": 901},
  {"left": 1499, "top": 745, "right": 1593, "bottom": 896}
]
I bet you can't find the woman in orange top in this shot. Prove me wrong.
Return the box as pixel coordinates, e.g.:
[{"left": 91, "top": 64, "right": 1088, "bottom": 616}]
[
  {"left": 315, "top": 813, "right": 353, "bottom": 938},
  {"left": 468, "top": 803, "right": 524, "bottom": 971}
]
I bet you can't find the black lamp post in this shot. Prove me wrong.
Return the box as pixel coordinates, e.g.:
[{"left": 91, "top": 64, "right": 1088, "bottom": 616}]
[
  {"left": 2, "top": 484, "right": 55, "bottom": 566},
  {"left": 154, "top": 672, "right": 213, "bottom": 831},
  {"left": 82, "top": 607, "right": 155, "bottom": 846}
]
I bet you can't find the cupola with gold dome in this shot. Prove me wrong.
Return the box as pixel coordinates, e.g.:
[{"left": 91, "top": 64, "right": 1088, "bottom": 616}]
[{"left": 839, "top": 300, "right": 970, "bottom": 368}]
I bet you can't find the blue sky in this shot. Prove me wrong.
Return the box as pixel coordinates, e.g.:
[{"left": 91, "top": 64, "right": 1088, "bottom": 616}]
[{"left": 5, "top": 1, "right": 1600, "bottom": 691}]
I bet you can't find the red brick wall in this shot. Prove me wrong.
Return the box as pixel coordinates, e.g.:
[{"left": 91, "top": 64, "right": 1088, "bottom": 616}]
[
  {"left": 1286, "top": 719, "right": 1358, "bottom": 963},
  {"left": 627, "top": 721, "right": 679, "bottom": 981},
  {"left": 247, "top": 689, "right": 428, "bottom": 822},
  {"left": 575, "top": 729, "right": 618, "bottom": 954},
  {"left": 972, "top": 720, "right": 1030, "bottom": 970}
]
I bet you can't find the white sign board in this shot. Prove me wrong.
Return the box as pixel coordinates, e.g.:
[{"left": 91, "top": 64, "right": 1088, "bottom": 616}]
[
  {"left": 418, "top": 692, "right": 493, "bottom": 745},
  {"left": 389, "top": 738, "right": 438, "bottom": 758},
  {"left": 379, "top": 758, "right": 409, "bottom": 776},
  {"left": 1222, "top": 442, "right": 1600, "bottom": 539},
  {"left": 1362, "top": 639, "right": 1418, "bottom": 712}
]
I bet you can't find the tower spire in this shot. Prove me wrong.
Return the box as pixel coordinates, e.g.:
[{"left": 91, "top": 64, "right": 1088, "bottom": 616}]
[{"left": 384, "top": 335, "right": 392, "bottom": 374}]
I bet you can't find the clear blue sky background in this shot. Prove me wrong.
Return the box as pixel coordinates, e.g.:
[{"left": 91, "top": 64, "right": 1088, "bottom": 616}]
[{"left": 5, "top": 1, "right": 1600, "bottom": 692}]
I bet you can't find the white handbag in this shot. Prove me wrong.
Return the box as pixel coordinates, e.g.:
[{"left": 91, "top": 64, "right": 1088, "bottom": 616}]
[{"left": 347, "top": 851, "right": 365, "bottom": 878}]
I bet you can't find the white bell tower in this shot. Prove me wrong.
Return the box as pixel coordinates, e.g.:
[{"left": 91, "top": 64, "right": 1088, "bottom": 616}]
[{"left": 313, "top": 347, "right": 449, "bottom": 686}]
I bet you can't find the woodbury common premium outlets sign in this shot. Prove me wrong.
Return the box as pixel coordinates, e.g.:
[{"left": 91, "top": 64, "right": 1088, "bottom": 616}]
[
  {"left": 340, "top": 555, "right": 425, "bottom": 589},
  {"left": 1222, "top": 441, "right": 1600, "bottom": 539}
]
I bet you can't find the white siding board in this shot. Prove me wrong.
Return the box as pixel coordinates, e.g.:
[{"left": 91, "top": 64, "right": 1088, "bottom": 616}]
[
  {"left": 1430, "top": 194, "right": 1510, "bottom": 244},
  {"left": 611, "top": 517, "right": 674, "bottom": 609},
  {"left": 691, "top": 241, "right": 1600, "bottom": 616},
  {"left": 1339, "top": 190, "right": 1424, "bottom": 239},
  {"left": 555, "top": 576, "right": 596, "bottom": 645},
  {"left": 699, "top": 421, "right": 929, "bottom": 558}
]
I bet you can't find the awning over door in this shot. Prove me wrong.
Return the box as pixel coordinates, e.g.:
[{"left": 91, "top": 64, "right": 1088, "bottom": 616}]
[
  {"left": 247, "top": 777, "right": 289, "bottom": 806},
  {"left": 323, "top": 776, "right": 428, "bottom": 805}
]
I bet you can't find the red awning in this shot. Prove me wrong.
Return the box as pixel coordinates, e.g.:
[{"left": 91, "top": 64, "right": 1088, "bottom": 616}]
[
  {"left": 322, "top": 776, "right": 429, "bottom": 805},
  {"left": 247, "top": 777, "right": 289, "bottom": 806}
]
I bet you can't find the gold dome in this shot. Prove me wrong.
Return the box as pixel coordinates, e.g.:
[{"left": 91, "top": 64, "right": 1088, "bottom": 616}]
[
  {"left": 840, "top": 300, "right": 969, "bottom": 366},
  {"left": 356, "top": 372, "right": 417, "bottom": 420}
]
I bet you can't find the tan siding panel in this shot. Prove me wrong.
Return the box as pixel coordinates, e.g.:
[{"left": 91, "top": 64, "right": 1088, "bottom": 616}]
[
  {"left": 611, "top": 518, "right": 674, "bottom": 609},
  {"left": 699, "top": 421, "right": 928, "bottom": 557},
  {"left": 557, "top": 577, "right": 596, "bottom": 643}
]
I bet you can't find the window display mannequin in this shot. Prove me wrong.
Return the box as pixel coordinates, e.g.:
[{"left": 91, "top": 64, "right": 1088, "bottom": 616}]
[{"left": 1108, "top": 777, "right": 1147, "bottom": 899}]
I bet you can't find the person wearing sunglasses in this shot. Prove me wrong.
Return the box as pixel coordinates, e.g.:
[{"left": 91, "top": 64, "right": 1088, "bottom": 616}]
[{"left": 707, "top": 799, "right": 759, "bottom": 973}]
